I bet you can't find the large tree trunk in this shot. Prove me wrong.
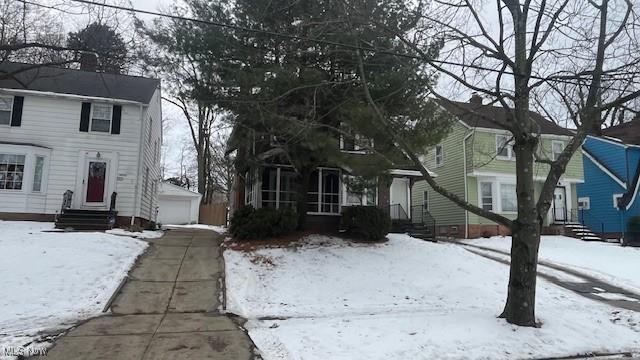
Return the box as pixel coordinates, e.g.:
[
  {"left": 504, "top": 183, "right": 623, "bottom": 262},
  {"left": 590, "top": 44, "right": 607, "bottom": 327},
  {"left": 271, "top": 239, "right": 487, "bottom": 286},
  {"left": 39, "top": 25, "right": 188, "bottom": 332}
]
[{"left": 500, "top": 134, "right": 541, "bottom": 326}]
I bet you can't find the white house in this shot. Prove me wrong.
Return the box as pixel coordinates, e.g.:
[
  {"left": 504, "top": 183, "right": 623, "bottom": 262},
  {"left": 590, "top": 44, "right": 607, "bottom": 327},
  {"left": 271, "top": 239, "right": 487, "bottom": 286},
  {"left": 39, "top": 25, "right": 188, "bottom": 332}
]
[
  {"left": 0, "top": 62, "right": 162, "bottom": 228},
  {"left": 157, "top": 182, "right": 202, "bottom": 225}
]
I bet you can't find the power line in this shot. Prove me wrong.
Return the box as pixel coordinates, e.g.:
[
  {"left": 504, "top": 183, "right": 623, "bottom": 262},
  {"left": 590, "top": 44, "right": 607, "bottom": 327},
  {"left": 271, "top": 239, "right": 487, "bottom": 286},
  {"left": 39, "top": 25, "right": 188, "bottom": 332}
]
[{"left": 16, "top": 0, "right": 640, "bottom": 95}]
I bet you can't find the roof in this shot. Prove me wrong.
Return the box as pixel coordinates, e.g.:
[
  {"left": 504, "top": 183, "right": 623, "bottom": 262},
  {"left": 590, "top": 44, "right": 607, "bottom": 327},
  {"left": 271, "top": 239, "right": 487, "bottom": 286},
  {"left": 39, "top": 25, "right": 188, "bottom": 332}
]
[
  {"left": 0, "top": 62, "right": 159, "bottom": 104},
  {"left": 159, "top": 182, "right": 202, "bottom": 198},
  {"left": 436, "top": 99, "right": 573, "bottom": 136},
  {"left": 603, "top": 119, "right": 640, "bottom": 145}
]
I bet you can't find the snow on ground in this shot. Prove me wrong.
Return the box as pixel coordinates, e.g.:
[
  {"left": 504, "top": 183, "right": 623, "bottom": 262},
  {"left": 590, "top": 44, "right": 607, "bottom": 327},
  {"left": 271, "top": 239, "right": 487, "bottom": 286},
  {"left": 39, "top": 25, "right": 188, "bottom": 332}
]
[
  {"left": 0, "top": 221, "right": 147, "bottom": 356},
  {"left": 466, "top": 236, "right": 640, "bottom": 293},
  {"left": 224, "top": 233, "right": 640, "bottom": 360},
  {"left": 106, "top": 227, "right": 164, "bottom": 239},
  {"left": 164, "top": 224, "right": 227, "bottom": 234}
]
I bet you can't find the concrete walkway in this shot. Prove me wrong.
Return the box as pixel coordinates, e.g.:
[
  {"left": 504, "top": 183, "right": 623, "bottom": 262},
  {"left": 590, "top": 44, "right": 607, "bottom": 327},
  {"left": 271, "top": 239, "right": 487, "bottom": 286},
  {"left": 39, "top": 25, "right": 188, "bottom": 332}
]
[{"left": 34, "top": 228, "right": 254, "bottom": 360}]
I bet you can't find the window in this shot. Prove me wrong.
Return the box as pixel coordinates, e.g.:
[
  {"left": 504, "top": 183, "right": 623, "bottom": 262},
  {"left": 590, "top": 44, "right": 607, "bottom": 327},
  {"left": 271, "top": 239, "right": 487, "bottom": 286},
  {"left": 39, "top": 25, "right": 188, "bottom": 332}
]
[
  {"left": 0, "top": 154, "right": 25, "bottom": 190},
  {"left": 32, "top": 156, "right": 45, "bottom": 192},
  {"left": 343, "top": 176, "right": 376, "bottom": 206},
  {"left": 245, "top": 169, "right": 254, "bottom": 206},
  {"left": 91, "top": 103, "right": 112, "bottom": 132},
  {"left": 500, "top": 183, "right": 517, "bottom": 212},
  {"left": 613, "top": 194, "right": 623, "bottom": 208},
  {"left": 480, "top": 182, "right": 493, "bottom": 211},
  {"left": 435, "top": 145, "right": 444, "bottom": 166},
  {"left": 577, "top": 197, "right": 590, "bottom": 210},
  {"left": 551, "top": 141, "right": 564, "bottom": 161},
  {"left": 423, "top": 190, "right": 429, "bottom": 210},
  {"left": 0, "top": 96, "right": 12, "bottom": 125},
  {"left": 260, "top": 167, "right": 297, "bottom": 210},
  {"left": 496, "top": 135, "right": 514, "bottom": 160},
  {"left": 340, "top": 124, "right": 374, "bottom": 152},
  {"left": 308, "top": 169, "right": 340, "bottom": 214}
]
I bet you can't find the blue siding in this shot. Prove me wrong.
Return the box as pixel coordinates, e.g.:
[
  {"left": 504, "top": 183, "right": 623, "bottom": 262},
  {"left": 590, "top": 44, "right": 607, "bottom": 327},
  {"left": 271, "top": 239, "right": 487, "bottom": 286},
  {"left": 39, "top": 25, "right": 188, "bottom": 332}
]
[{"left": 577, "top": 137, "right": 640, "bottom": 235}]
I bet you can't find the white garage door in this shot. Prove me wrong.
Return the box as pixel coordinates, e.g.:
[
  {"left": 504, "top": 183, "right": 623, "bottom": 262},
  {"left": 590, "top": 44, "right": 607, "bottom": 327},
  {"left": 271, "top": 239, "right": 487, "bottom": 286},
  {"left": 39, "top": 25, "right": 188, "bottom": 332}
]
[{"left": 158, "top": 198, "right": 193, "bottom": 225}]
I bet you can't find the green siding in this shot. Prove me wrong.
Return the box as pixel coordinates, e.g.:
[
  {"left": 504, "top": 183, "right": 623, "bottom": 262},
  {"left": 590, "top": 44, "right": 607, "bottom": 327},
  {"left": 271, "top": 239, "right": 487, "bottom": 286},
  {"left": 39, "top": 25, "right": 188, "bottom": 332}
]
[
  {"left": 412, "top": 122, "right": 468, "bottom": 226},
  {"left": 470, "top": 131, "right": 584, "bottom": 180},
  {"left": 412, "top": 121, "right": 584, "bottom": 229}
]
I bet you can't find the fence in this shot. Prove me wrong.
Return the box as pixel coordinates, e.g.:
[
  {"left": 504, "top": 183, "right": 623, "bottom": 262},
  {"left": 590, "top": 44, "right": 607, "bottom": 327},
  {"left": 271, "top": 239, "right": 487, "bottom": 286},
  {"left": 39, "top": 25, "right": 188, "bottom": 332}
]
[{"left": 199, "top": 203, "right": 228, "bottom": 226}]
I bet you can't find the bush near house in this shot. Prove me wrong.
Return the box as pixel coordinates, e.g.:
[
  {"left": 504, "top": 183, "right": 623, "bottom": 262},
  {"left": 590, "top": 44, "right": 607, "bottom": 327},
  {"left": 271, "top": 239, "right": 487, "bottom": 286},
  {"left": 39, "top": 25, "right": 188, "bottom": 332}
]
[
  {"left": 230, "top": 205, "right": 297, "bottom": 240},
  {"left": 341, "top": 206, "right": 391, "bottom": 241}
]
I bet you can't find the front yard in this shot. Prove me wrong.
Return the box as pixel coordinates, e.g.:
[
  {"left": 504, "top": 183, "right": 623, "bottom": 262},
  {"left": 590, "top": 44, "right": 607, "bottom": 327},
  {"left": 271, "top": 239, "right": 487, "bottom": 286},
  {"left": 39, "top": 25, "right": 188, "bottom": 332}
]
[
  {"left": 0, "top": 221, "right": 148, "bottom": 354},
  {"left": 224, "top": 234, "right": 640, "bottom": 359}
]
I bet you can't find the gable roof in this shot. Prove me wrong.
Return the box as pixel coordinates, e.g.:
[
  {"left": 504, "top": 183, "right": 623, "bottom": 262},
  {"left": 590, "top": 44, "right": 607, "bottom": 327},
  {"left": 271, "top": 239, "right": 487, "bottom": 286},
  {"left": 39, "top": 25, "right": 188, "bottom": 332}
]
[
  {"left": 436, "top": 99, "right": 573, "bottom": 136},
  {"left": 603, "top": 118, "right": 640, "bottom": 145},
  {"left": 159, "top": 182, "right": 202, "bottom": 198},
  {"left": 0, "top": 62, "right": 159, "bottom": 104}
]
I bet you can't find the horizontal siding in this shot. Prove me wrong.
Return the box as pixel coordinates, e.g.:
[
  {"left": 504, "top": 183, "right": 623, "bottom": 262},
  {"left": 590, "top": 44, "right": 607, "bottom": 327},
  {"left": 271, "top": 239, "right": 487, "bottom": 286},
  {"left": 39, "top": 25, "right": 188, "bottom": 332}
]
[
  {"left": 138, "top": 89, "right": 163, "bottom": 222},
  {"left": 471, "top": 131, "right": 584, "bottom": 180},
  {"left": 411, "top": 122, "right": 467, "bottom": 226},
  {"left": 0, "top": 92, "right": 149, "bottom": 217}
]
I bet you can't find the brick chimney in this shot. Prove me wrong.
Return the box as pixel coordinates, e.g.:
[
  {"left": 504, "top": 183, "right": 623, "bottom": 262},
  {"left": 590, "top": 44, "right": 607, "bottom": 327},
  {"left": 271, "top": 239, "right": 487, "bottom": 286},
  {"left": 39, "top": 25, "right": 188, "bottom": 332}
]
[
  {"left": 469, "top": 93, "right": 483, "bottom": 106},
  {"left": 79, "top": 52, "right": 98, "bottom": 72}
]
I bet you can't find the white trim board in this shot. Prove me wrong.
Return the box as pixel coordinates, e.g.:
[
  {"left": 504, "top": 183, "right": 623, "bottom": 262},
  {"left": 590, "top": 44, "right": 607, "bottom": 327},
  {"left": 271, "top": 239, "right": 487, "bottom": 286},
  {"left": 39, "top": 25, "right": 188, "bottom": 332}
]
[
  {"left": 468, "top": 170, "right": 584, "bottom": 184},
  {"left": 581, "top": 150, "right": 627, "bottom": 189}
]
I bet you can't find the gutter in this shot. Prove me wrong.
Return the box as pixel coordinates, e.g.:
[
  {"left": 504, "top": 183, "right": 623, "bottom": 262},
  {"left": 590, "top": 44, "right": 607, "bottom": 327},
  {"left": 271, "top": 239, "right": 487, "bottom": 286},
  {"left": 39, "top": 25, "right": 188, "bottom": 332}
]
[
  {"left": 0, "top": 87, "right": 146, "bottom": 106},
  {"left": 462, "top": 130, "right": 474, "bottom": 239}
]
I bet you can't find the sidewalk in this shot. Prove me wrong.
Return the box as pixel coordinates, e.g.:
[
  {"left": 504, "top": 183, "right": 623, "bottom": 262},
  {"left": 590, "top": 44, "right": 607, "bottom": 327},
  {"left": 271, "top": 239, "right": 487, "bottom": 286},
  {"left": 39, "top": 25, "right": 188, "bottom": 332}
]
[{"left": 33, "top": 228, "right": 254, "bottom": 360}]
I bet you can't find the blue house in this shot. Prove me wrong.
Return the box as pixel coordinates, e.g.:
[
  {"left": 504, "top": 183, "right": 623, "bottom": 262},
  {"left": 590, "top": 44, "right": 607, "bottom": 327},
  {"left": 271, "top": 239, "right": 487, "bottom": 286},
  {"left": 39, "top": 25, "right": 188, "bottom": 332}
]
[{"left": 577, "top": 120, "right": 640, "bottom": 243}]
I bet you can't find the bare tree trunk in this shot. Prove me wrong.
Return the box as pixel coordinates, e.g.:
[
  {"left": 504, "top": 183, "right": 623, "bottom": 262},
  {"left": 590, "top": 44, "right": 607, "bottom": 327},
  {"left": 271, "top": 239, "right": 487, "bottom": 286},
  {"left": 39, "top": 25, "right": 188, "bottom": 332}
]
[{"left": 500, "top": 137, "right": 541, "bottom": 326}]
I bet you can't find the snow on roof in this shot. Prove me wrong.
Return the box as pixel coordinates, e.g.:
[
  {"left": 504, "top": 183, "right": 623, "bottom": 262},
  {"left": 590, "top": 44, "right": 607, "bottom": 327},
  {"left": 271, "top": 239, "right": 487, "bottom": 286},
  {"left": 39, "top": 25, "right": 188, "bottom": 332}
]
[{"left": 158, "top": 182, "right": 202, "bottom": 198}]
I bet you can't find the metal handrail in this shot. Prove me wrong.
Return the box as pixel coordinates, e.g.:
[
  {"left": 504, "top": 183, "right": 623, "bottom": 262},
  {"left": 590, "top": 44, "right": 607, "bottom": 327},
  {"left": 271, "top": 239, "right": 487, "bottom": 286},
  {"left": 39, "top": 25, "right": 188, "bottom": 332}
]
[
  {"left": 410, "top": 204, "right": 436, "bottom": 239},
  {"left": 110, "top": 192, "right": 118, "bottom": 212},
  {"left": 388, "top": 204, "right": 409, "bottom": 220},
  {"left": 61, "top": 190, "right": 73, "bottom": 214}
]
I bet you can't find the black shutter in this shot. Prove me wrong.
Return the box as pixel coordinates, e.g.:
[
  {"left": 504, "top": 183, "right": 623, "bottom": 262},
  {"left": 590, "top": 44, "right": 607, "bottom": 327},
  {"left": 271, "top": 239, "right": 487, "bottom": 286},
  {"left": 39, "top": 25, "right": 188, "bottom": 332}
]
[
  {"left": 111, "top": 105, "right": 122, "bottom": 134},
  {"left": 80, "top": 102, "right": 91, "bottom": 132},
  {"left": 10, "top": 96, "right": 24, "bottom": 127}
]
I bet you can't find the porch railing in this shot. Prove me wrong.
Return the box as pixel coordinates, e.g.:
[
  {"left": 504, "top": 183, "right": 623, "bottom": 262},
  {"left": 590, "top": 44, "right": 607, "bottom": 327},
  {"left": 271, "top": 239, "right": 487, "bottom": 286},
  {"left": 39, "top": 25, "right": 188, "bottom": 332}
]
[
  {"left": 61, "top": 190, "right": 73, "bottom": 214},
  {"left": 411, "top": 205, "right": 436, "bottom": 239},
  {"left": 388, "top": 204, "right": 409, "bottom": 220},
  {"left": 570, "top": 208, "right": 605, "bottom": 235}
]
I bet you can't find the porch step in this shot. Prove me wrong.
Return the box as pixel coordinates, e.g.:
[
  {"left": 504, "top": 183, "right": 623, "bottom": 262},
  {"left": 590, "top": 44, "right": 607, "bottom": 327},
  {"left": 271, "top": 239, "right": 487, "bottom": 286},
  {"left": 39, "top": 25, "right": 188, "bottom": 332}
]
[
  {"left": 55, "top": 209, "right": 117, "bottom": 230},
  {"left": 561, "top": 223, "right": 604, "bottom": 242}
]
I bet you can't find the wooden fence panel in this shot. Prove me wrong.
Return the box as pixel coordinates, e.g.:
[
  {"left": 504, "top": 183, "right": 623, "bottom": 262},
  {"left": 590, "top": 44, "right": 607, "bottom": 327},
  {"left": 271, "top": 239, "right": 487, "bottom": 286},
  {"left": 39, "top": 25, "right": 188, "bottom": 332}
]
[{"left": 199, "top": 203, "right": 228, "bottom": 226}]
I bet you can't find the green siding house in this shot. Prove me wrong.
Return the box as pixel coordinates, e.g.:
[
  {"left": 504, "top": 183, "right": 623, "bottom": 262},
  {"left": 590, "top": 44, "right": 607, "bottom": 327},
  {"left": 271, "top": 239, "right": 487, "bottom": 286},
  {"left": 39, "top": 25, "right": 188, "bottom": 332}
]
[{"left": 412, "top": 96, "right": 584, "bottom": 238}]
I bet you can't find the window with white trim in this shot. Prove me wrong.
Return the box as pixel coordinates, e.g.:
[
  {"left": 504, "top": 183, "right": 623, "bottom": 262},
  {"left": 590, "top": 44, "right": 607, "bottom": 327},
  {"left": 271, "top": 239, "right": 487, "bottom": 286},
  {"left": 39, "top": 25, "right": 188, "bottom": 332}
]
[
  {"left": 340, "top": 124, "right": 374, "bottom": 152},
  {"left": 500, "top": 183, "right": 517, "bottom": 212},
  {"left": 496, "top": 135, "right": 514, "bottom": 160},
  {"left": 259, "top": 167, "right": 297, "bottom": 210},
  {"left": 613, "top": 193, "right": 623, "bottom": 208},
  {"left": 0, "top": 154, "right": 25, "bottom": 190},
  {"left": 343, "top": 176, "right": 376, "bottom": 206},
  {"left": 245, "top": 169, "right": 254, "bottom": 206},
  {"left": 577, "top": 197, "right": 590, "bottom": 210},
  {"left": 91, "top": 103, "right": 112, "bottom": 132},
  {"left": 480, "top": 182, "right": 493, "bottom": 211},
  {"left": 0, "top": 96, "right": 12, "bottom": 126},
  {"left": 435, "top": 144, "right": 444, "bottom": 166},
  {"left": 308, "top": 169, "right": 340, "bottom": 214},
  {"left": 551, "top": 141, "right": 564, "bottom": 161},
  {"left": 32, "top": 156, "right": 45, "bottom": 192}
]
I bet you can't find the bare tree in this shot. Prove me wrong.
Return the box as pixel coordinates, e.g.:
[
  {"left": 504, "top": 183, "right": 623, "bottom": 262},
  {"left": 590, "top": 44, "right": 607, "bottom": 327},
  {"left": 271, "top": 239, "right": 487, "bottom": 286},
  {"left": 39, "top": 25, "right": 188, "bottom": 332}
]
[{"left": 353, "top": 0, "right": 640, "bottom": 326}]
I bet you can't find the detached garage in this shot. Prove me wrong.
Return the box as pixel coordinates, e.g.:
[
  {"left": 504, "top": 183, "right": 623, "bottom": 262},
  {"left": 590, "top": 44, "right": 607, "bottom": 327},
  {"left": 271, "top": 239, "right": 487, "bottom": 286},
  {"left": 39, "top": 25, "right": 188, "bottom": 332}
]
[{"left": 157, "top": 182, "right": 202, "bottom": 225}]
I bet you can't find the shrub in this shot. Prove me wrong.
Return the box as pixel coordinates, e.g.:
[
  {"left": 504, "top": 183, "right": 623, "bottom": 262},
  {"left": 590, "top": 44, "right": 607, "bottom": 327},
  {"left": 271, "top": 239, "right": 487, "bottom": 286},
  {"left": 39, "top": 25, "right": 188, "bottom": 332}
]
[
  {"left": 341, "top": 206, "right": 391, "bottom": 241},
  {"left": 229, "top": 205, "right": 297, "bottom": 240},
  {"left": 628, "top": 216, "right": 640, "bottom": 233}
]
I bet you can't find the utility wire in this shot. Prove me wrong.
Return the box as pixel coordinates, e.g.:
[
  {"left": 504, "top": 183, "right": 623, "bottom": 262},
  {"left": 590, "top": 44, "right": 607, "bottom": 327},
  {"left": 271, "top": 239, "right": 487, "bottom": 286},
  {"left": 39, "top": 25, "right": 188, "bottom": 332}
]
[{"left": 16, "top": 0, "right": 640, "bottom": 95}]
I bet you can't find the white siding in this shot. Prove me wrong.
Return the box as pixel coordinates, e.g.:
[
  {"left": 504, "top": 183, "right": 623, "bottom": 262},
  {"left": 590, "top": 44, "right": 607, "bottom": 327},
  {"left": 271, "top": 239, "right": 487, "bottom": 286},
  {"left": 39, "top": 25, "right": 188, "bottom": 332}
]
[
  {"left": 0, "top": 89, "right": 161, "bottom": 220},
  {"left": 137, "top": 89, "right": 163, "bottom": 222}
]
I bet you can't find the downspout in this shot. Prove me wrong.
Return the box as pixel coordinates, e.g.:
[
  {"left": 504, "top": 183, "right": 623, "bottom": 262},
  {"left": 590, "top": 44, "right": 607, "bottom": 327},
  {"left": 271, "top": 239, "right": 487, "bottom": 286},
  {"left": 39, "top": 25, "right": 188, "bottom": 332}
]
[
  {"left": 462, "top": 130, "right": 474, "bottom": 239},
  {"left": 132, "top": 103, "right": 146, "bottom": 226}
]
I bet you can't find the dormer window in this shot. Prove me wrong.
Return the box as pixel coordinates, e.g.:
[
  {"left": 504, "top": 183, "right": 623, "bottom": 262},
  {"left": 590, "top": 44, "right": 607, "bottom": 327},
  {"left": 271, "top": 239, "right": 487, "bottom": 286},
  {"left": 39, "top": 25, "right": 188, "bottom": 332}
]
[
  {"left": 340, "top": 124, "right": 374, "bottom": 152},
  {"left": 91, "top": 103, "right": 113, "bottom": 133}
]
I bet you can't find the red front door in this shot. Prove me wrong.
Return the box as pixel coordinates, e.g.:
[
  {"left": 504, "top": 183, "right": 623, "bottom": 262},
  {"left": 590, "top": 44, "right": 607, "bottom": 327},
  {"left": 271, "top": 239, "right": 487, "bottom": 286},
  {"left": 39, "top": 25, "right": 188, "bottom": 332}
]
[{"left": 86, "top": 161, "right": 107, "bottom": 203}]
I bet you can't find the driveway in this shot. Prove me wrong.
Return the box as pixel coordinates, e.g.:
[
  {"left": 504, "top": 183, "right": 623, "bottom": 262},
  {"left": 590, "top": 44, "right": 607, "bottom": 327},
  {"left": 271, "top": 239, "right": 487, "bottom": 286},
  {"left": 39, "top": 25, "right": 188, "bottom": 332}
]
[{"left": 31, "top": 228, "right": 254, "bottom": 360}]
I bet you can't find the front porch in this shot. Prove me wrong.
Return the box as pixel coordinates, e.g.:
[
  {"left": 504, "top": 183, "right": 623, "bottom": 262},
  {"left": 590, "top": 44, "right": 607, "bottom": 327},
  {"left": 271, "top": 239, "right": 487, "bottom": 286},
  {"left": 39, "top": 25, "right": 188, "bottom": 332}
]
[{"left": 240, "top": 164, "right": 435, "bottom": 237}]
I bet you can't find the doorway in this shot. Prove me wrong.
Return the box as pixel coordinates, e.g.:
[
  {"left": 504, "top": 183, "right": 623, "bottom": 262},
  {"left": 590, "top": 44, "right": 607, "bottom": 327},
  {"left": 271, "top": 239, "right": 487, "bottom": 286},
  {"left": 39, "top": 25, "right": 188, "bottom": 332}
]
[
  {"left": 553, "top": 186, "right": 567, "bottom": 222},
  {"left": 83, "top": 160, "right": 108, "bottom": 207}
]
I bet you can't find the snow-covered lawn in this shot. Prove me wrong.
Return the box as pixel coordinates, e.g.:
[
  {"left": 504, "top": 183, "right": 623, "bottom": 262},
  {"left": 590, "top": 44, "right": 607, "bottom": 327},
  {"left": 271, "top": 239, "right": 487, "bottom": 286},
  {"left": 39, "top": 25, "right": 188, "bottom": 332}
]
[
  {"left": 0, "top": 221, "right": 147, "bottom": 354},
  {"left": 466, "top": 236, "right": 640, "bottom": 293},
  {"left": 224, "top": 234, "right": 640, "bottom": 360}
]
